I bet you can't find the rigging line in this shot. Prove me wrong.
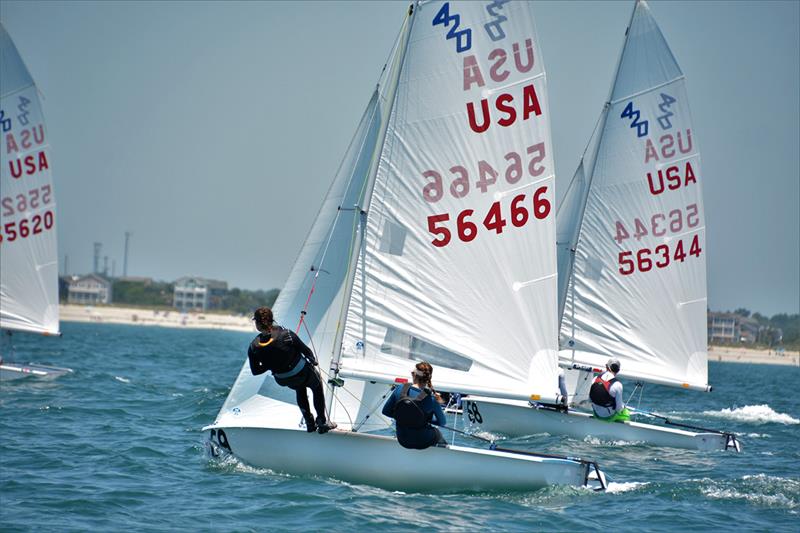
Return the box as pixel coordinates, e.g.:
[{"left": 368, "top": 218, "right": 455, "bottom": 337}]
[
  {"left": 300, "top": 319, "right": 394, "bottom": 431},
  {"left": 301, "top": 319, "right": 353, "bottom": 427},
  {"left": 352, "top": 384, "right": 397, "bottom": 432},
  {"left": 626, "top": 382, "right": 642, "bottom": 405}
]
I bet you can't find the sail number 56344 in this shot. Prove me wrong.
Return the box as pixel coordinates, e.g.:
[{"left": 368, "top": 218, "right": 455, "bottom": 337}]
[
  {"left": 618, "top": 235, "right": 702, "bottom": 275},
  {"left": 427, "top": 187, "right": 550, "bottom": 248}
]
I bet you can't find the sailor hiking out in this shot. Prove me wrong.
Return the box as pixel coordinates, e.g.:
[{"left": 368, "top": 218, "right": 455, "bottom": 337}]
[
  {"left": 382, "top": 362, "right": 447, "bottom": 449},
  {"left": 247, "top": 307, "right": 337, "bottom": 434},
  {"left": 589, "top": 358, "right": 630, "bottom": 422}
]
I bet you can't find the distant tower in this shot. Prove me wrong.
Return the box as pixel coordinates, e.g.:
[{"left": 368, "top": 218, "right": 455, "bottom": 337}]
[
  {"left": 112, "top": 259, "right": 116, "bottom": 279},
  {"left": 103, "top": 256, "right": 109, "bottom": 276},
  {"left": 93, "top": 242, "right": 102, "bottom": 274},
  {"left": 64, "top": 254, "right": 69, "bottom": 276},
  {"left": 123, "top": 231, "right": 131, "bottom": 277}
]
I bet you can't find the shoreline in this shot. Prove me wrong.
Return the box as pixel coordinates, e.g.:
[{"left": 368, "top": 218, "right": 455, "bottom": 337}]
[
  {"left": 60, "top": 304, "right": 799, "bottom": 366},
  {"left": 60, "top": 304, "right": 254, "bottom": 333}
]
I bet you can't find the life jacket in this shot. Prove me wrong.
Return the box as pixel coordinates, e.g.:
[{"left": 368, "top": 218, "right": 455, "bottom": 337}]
[
  {"left": 392, "top": 383, "right": 432, "bottom": 430},
  {"left": 589, "top": 374, "right": 619, "bottom": 408}
]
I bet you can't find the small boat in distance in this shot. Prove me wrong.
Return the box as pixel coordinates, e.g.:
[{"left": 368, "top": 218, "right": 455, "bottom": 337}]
[
  {"left": 206, "top": 0, "right": 607, "bottom": 492},
  {"left": 0, "top": 22, "right": 71, "bottom": 380}
]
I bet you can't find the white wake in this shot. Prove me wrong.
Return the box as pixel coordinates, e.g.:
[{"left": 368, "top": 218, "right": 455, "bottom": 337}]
[{"left": 702, "top": 404, "right": 799, "bottom": 425}]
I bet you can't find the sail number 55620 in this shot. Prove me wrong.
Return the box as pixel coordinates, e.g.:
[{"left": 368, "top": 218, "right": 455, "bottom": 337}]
[{"left": 427, "top": 187, "right": 550, "bottom": 247}]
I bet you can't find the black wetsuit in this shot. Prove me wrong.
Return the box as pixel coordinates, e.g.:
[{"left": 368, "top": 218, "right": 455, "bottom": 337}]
[
  {"left": 247, "top": 326, "right": 326, "bottom": 428},
  {"left": 382, "top": 384, "right": 447, "bottom": 450}
]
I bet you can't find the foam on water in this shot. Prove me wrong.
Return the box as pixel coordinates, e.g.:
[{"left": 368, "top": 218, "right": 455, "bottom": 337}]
[
  {"left": 605, "top": 481, "right": 648, "bottom": 494},
  {"left": 114, "top": 376, "right": 131, "bottom": 383},
  {"left": 700, "top": 474, "right": 800, "bottom": 510},
  {"left": 583, "top": 436, "right": 644, "bottom": 447},
  {"left": 701, "top": 404, "right": 799, "bottom": 425}
]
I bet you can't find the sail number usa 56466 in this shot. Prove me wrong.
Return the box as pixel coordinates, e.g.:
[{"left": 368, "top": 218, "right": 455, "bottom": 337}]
[{"left": 427, "top": 187, "right": 550, "bottom": 248}]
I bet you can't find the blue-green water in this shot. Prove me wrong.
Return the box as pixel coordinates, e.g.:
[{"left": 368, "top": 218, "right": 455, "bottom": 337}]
[{"left": 1, "top": 322, "right": 798, "bottom": 532}]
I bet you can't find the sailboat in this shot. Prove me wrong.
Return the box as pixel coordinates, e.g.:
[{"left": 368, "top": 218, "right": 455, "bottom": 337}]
[
  {"left": 205, "top": 1, "right": 606, "bottom": 492},
  {"left": 0, "top": 22, "right": 71, "bottom": 380},
  {"left": 463, "top": 1, "right": 738, "bottom": 451}
]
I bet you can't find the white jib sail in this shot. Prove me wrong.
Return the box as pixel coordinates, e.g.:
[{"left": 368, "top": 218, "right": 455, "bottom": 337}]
[
  {"left": 219, "top": 13, "right": 411, "bottom": 428},
  {"left": 560, "top": 0, "right": 708, "bottom": 390},
  {"left": 0, "top": 23, "right": 60, "bottom": 336},
  {"left": 339, "top": 0, "right": 560, "bottom": 401}
]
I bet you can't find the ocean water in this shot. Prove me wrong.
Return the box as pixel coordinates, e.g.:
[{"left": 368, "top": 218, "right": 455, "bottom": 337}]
[{"left": 1, "top": 322, "right": 798, "bottom": 532}]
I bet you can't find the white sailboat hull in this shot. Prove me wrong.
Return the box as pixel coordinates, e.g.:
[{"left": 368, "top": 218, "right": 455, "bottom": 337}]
[
  {"left": 465, "top": 396, "right": 736, "bottom": 452},
  {"left": 0, "top": 361, "right": 72, "bottom": 381},
  {"left": 204, "top": 424, "right": 599, "bottom": 492}
]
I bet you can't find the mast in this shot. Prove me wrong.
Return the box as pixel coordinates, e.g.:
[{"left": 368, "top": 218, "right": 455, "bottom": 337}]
[
  {"left": 326, "top": 3, "right": 418, "bottom": 413},
  {"left": 558, "top": 0, "right": 639, "bottom": 339}
]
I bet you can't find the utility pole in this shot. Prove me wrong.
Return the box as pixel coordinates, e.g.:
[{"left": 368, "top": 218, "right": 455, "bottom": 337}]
[
  {"left": 93, "top": 242, "right": 102, "bottom": 274},
  {"left": 64, "top": 254, "right": 69, "bottom": 276},
  {"left": 123, "top": 231, "right": 131, "bottom": 277},
  {"left": 112, "top": 259, "right": 116, "bottom": 279}
]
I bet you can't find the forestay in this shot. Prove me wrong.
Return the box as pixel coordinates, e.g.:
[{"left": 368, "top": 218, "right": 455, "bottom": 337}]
[
  {"left": 559, "top": 1, "right": 708, "bottom": 390},
  {"left": 339, "top": 0, "right": 559, "bottom": 401},
  {"left": 0, "top": 23, "right": 60, "bottom": 336}
]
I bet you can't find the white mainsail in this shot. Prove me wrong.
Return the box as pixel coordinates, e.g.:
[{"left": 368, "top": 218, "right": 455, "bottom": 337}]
[
  {"left": 559, "top": 0, "right": 708, "bottom": 391},
  {"left": 0, "top": 23, "right": 60, "bottom": 336},
  {"left": 339, "top": 0, "right": 559, "bottom": 402}
]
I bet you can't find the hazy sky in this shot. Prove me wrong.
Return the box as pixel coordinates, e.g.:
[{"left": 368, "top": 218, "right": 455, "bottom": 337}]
[{"left": 1, "top": 1, "right": 798, "bottom": 316}]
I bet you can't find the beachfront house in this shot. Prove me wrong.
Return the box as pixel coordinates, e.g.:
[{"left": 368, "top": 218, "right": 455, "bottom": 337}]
[
  {"left": 67, "top": 274, "right": 113, "bottom": 305},
  {"left": 173, "top": 277, "right": 228, "bottom": 312},
  {"left": 707, "top": 312, "right": 765, "bottom": 344}
]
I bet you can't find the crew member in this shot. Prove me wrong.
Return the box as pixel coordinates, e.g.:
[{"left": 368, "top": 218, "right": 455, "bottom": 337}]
[
  {"left": 589, "top": 358, "right": 630, "bottom": 422},
  {"left": 247, "top": 307, "right": 336, "bottom": 434},
  {"left": 382, "top": 362, "right": 447, "bottom": 449}
]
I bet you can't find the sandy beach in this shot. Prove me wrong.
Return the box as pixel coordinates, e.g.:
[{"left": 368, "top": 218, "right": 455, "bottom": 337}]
[
  {"left": 60, "top": 304, "right": 255, "bottom": 333},
  {"left": 707, "top": 345, "right": 799, "bottom": 367},
  {"left": 60, "top": 304, "right": 799, "bottom": 366}
]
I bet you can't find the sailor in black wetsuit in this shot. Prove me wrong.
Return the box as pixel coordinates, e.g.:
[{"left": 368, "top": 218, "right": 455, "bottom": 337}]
[
  {"left": 382, "top": 362, "right": 447, "bottom": 449},
  {"left": 247, "top": 307, "right": 337, "bottom": 434}
]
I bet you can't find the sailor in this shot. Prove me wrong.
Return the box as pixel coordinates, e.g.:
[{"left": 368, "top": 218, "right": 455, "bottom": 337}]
[
  {"left": 247, "top": 307, "right": 337, "bottom": 434},
  {"left": 382, "top": 362, "right": 447, "bottom": 450},
  {"left": 589, "top": 358, "right": 630, "bottom": 422}
]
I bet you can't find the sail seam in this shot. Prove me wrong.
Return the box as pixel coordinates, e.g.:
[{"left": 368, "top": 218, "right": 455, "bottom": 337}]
[{"left": 609, "top": 75, "right": 685, "bottom": 105}]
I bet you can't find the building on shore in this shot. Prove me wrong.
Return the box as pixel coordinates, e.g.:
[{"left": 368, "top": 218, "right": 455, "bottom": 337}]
[
  {"left": 707, "top": 312, "right": 780, "bottom": 345},
  {"left": 67, "top": 274, "right": 113, "bottom": 305},
  {"left": 173, "top": 277, "right": 227, "bottom": 312}
]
